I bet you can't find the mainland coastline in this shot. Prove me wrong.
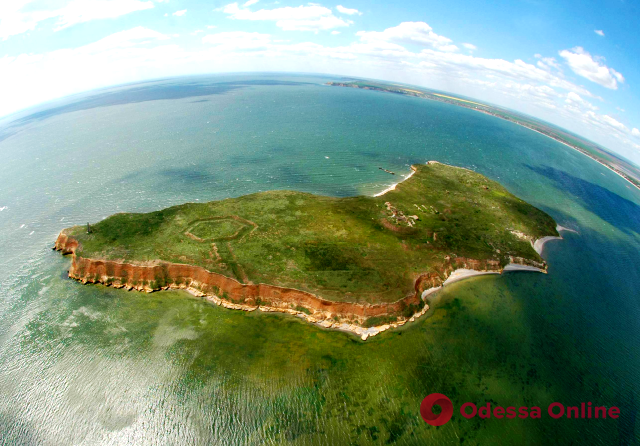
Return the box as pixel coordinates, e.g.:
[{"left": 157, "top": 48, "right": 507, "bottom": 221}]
[{"left": 328, "top": 81, "right": 640, "bottom": 191}]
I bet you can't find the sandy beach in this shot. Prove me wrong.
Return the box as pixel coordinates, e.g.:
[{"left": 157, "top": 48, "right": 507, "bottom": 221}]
[
  {"left": 443, "top": 268, "right": 500, "bottom": 285},
  {"left": 503, "top": 263, "right": 545, "bottom": 272},
  {"left": 532, "top": 224, "right": 573, "bottom": 254},
  {"left": 373, "top": 168, "right": 416, "bottom": 197},
  {"left": 533, "top": 235, "right": 562, "bottom": 255}
]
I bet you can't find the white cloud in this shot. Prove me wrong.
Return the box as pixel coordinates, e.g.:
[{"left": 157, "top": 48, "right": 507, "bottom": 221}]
[
  {"left": 331, "top": 30, "right": 340, "bottom": 35},
  {"left": 173, "top": 9, "right": 186, "bottom": 16},
  {"left": 191, "top": 29, "right": 204, "bottom": 35},
  {"left": 55, "top": 0, "right": 155, "bottom": 30},
  {"left": 244, "top": 0, "right": 259, "bottom": 6},
  {"left": 336, "top": 5, "right": 362, "bottom": 15},
  {"left": 586, "top": 112, "right": 627, "bottom": 132},
  {"left": 594, "top": 29, "right": 604, "bottom": 37},
  {"left": 556, "top": 92, "right": 639, "bottom": 151},
  {"left": 0, "top": 26, "right": 177, "bottom": 116},
  {"left": 462, "top": 43, "right": 476, "bottom": 51},
  {"left": 0, "top": 1, "right": 48, "bottom": 40},
  {"left": 82, "top": 26, "right": 169, "bottom": 51},
  {"left": 0, "top": 0, "right": 155, "bottom": 39},
  {"left": 202, "top": 31, "right": 271, "bottom": 50},
  {"left": 277, "top": 15, "right": 351, "bottom": 32},
  {"left": 536, "top": 56, "right": 561, "bottom": 72},
  {"left": 485, "top": 81, "right": 560, "bottom": 110},
  {"left": 222, "top": 2, "right": 351, "bottom": 32},
  {"left": 357, "top": 22, "right": 458, "bottom": 52},
  {"left": 565, "top": 91, "right": 598, "bottom": 111},
  {"left": 559, "top": 47, "right": 623, "bottom": 89},
  {"left": 414, "top": 49, "right": 596, "bottom": 99}
]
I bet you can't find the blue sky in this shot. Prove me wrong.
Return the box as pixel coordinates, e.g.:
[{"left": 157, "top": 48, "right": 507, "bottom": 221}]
[{"left": 2, "top": 0, "right": 640, "bottom": 162}]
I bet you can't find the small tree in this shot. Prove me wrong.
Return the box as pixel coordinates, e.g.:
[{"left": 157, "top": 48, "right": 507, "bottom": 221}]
[{"left": 86, "top": 223, "right": 92, "bottom": 234}]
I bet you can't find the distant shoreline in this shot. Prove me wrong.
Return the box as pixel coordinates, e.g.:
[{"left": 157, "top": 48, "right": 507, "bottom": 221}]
[
  {"left": 328, "top": 81, "right": 640, "bottom": 191},
  {"left": 525, "top": 127, "right": 640, "bottom": 191}
]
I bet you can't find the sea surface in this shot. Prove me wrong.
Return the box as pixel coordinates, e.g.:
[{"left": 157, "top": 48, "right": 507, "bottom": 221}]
[{"left": 0, "top": 74, "right": 639, "bottom": 445}]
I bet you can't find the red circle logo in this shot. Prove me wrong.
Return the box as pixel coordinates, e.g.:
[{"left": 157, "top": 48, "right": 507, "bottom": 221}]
[{"left": 420, "top": 393, "right": 454, "bottom": 426}]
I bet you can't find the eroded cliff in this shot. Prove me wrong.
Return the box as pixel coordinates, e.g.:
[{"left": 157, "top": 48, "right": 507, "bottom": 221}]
[{"left": 54, "top": 230, "right": 545, "bottom": 340}]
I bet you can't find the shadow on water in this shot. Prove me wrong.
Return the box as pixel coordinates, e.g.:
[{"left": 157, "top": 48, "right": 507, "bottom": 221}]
[
  {"left": 0, "top": 412, "right": 41, "bottom": 446},
  {"left": 275, "top": 164, "right": 315, "bottom": 185},
  {"left": 526, "top": 164, "right": 640, "bottom": 235},
  {"left": 100, "top": 166, "right": 217, "bottom": 194},
  {"left": 157, "top": 167, "right": 216, "bottom": 186},
  {"left": 106, "top": 161, "right": 363, "bottom": 200},
  {"left": 0, "top": 79, "right": 311, "bottom": 143}
]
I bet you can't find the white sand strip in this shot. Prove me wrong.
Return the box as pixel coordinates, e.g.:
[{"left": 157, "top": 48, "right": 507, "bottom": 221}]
[
  {"left": 533, "top": 235, "right": 562, "bottom": 254},
  {"left": 373, "top": 169, "right": 416, "bottom": 197},
  {"left": 421, "top": 286, "right": 442, "bottom": 299},
  {"left": 443, "top": 268, "right": 499, "bottom": 285},
  {"left": 503, "top": 263, "right": 545, "bottom": 273}
]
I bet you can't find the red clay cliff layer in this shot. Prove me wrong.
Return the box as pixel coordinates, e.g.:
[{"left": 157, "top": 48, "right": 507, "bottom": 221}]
[{"left": 54, "top": 231, "right": 543, "bottom": 325}]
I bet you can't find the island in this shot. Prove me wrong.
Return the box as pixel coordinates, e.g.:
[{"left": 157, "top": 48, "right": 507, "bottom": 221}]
[
  {"left": 54, "top": 162, "right": 559, "bottom": 340},
  {"left": 328, "top": 80, "right": 640, "bottom": 191}
]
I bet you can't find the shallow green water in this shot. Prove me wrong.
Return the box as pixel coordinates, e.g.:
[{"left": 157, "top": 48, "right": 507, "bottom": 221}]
[{"left": 0, "top": 74, "right": 639, "bottom": 444}]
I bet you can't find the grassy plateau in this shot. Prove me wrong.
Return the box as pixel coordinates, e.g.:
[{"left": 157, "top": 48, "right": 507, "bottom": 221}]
[{"left": 65, "top": 162, "right": 557, "bottom": 305}]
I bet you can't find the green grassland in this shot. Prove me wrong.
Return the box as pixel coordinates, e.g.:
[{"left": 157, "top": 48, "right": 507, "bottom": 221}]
[
  {"left": 187, "top": 218, "right": 246, "bottom": 240},
  {"left": 67, "top": 162, "right": 557, "bottom": 304}
]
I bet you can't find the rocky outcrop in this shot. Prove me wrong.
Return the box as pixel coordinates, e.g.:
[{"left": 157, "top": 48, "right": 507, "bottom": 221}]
[
  {"left": 54, "top": 232, "right": 78, "bottom": 254},
  {"left": 54, "top": 230, "right": 547, "bottom": 339}
]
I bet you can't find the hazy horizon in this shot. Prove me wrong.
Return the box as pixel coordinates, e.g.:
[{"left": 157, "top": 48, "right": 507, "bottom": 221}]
[{"left": 2, "top": 0, "right": 640, "bottom": 163}]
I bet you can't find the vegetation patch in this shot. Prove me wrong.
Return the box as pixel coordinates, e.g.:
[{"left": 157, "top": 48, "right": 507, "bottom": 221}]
[
  {"left": 363, "top": 315, "right": 398, "bottom": 328},
  {"left": 295, "top": 306, "right": 312, "bottom": 315},
  {"left": 185, "top": 216, "right": 255, "bottom": 242}
]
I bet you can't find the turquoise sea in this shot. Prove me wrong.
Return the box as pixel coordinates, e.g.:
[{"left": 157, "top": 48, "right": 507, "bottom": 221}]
[{"left": 0, "top": 74, "right": 639, "bottom": 444}]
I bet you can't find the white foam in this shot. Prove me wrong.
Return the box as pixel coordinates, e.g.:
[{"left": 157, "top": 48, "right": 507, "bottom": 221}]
[{"left": 556, "top": 225, "right": 578, "bottom": 234}]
